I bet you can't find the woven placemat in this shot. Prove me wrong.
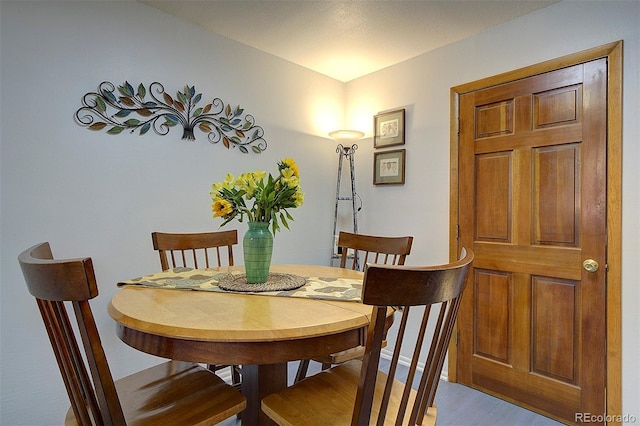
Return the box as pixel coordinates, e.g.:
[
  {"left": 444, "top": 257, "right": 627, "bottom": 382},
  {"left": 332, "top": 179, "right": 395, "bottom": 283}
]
[{"left": 217, "top": 273, "right": 306, "bottom": 292}]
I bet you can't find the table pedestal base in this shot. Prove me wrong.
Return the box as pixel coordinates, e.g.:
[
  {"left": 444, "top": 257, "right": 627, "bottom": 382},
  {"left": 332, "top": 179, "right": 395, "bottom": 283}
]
[{"left": 241, "top": 363, "right": 288, "bottom": 425}]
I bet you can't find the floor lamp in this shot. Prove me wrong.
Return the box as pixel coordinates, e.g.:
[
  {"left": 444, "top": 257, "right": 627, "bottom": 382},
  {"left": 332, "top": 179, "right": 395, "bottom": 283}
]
[{"left": 329, "top": 129, "right": 364, "bottom": 266}]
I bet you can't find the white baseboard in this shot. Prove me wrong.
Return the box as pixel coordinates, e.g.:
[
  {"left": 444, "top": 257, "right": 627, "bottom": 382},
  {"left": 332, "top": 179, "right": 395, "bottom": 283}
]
[
  {"left": 215, "top": 355, "right": 449, "bottom": 384},
  {"left": 380, "top": 348, "right": 449, "bottom": 382}
]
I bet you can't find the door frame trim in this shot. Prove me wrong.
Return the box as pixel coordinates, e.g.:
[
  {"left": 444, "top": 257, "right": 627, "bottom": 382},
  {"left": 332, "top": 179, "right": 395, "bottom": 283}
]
[{"left": 448, "top": 40, "right": 622, "bottom": 421}]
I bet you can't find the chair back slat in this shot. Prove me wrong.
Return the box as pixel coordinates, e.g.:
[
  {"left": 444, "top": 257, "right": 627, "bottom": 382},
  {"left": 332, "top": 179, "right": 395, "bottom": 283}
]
[
  {"left": 55, "top": 302, "right": 94, "bottom": 424},
  {"left": 38, "top": 299, "right": 98, "bottom": 425},
  {"left": 19, "top": 242, "right": 125, "bottom": 426},
  {"left": 152, "top": 231, "right": 237, "bottom": 270},
  {"left": 376, "top": 305, "right": 411, "bottom": 424},
  {"left": 412, "top": 303, "right": 448, "bottom": 424},
  {"left": 74, "top": 300, "right": 126, "bottom": 425},
  {"left": 353, "top": 248, "right": 474, "bottom": 426},
  {"left": 352, "top": 306, "right": 388, "bottom": 426},
  {"left": 337, "top": 231, "right": 413, "bottom": 271},
  {"left": 401, "top": 305, "right": 433, "bottom": 424}
]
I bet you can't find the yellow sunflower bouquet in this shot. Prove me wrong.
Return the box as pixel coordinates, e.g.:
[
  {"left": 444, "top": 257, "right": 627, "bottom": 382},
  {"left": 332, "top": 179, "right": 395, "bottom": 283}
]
[{"left": 210, "top": 158, "right": 304, "bottom": 235}]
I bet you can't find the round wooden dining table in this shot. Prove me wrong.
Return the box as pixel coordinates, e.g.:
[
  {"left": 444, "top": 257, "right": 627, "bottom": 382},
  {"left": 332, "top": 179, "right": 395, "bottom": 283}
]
[{"left": 108, "top": 264, "right": 377, "bottom": 426}]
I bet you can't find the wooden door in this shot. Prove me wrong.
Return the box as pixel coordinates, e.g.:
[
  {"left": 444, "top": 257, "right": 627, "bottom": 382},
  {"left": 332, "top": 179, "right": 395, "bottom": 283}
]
[{"left": 456, "top": 59, "right": 607, "bottom": 424}]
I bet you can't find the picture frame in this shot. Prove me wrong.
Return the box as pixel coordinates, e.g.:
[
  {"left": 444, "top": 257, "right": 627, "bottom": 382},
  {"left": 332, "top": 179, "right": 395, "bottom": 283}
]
[
  {"left": 373, "top": 149, "right": 406, "bottom": 185},
  {"left": 374, "top": 109, "right": 405, "bottom": 148}
]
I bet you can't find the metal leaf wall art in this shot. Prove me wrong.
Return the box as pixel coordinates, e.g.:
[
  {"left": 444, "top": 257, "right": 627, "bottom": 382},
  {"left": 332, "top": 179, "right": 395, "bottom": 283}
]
[{"left": 75, "top": 81, "right": 267, "bottom": 154}]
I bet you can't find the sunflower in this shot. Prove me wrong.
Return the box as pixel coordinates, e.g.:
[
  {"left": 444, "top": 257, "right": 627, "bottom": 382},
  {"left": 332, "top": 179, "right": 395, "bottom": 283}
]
[
  {"left": 212, "top": 198, "right": 233, "bottom": 218},
  {"left": 279, "top": 158, "right": 300, "bottom": 178}
]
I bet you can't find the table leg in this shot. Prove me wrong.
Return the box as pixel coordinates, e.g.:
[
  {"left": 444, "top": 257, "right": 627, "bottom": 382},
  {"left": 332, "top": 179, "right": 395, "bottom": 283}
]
[{"left": 240, "top": 363, "right": 288, "bottom": 426}]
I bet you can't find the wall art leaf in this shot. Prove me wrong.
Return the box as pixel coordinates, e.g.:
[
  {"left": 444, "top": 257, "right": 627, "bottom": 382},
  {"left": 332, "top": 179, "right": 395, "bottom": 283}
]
[{"left": 75, "top": 81, "right": 267, "bottom": 153}]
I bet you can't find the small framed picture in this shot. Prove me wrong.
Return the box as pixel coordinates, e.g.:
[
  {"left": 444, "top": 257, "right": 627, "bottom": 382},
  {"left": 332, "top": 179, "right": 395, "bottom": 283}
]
[
  {"left": 374, "top": 109, "right": 405, "bottom": 148},
  {"left": 374, "top": 149, "right": 406, "bottom": 185}
]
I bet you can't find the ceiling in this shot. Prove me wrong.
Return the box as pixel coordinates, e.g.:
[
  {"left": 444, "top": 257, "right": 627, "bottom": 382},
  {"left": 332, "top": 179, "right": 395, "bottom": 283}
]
[{"left": 139, "top": 0, "right": 560, "bottom": 82}]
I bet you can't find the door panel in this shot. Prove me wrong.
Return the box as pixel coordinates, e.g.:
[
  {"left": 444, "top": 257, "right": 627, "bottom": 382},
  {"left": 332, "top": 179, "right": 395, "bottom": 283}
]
[
  {"left": 533, "top": 144, "right": 580, "bottom": 246},
  {"left": 457, "top": 59, "right": 607, "bottom": 425},
  {"left": 476, "top": 153, "right": 511, "bottom": 241},
  {"left": 474, "top": 270, "right": 510, "bottom": 363},
  {"left": 531, "top": 276, "right": 577, "bottom": 382}
]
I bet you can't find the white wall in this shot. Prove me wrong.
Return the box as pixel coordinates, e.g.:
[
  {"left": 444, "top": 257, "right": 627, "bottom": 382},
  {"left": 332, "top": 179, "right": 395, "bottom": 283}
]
[
  {"left": 0, "top": 1, "right": 344, "bottom": 424},
  {"left": 347, "top": 0, "right": 639, "bottom": 420},
  {"left": 2, "top": 0, "right": 638, "bottom": 424}
]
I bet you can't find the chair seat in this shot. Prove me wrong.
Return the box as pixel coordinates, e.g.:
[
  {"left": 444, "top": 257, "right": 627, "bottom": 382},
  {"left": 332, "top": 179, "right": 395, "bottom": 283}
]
[
  {"left": 262, "top": 360, "right": 437, "bottom": 426},
  {"left": 65, "top": 361, "right": 246, "bottom": 426}
]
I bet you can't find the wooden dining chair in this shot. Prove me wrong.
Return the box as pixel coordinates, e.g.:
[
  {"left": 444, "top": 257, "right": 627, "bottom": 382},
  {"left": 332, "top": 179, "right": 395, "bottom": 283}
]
[
  {"left": 18, "top": 242, "right": 246, "bottom": 426},
  {"left": 336, "top": 231, "right": 413, "bottom": 271},
  {"left": 151, "top": 230, "right": 238, "bottom": 270},
  {"left": 151, "top": 230, "right": 242, "bottom": 386},
  {"left": 263, "top": 248, "right": 474, "bottom": 426},
  {"left": 295, "top": 231, "right": 414, "bottom": 382}
]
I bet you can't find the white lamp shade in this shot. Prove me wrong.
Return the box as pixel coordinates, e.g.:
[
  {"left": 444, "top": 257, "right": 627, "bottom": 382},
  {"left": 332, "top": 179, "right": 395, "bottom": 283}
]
[{"left": 329, "top": 129, "right": 364, "bottom": 142}]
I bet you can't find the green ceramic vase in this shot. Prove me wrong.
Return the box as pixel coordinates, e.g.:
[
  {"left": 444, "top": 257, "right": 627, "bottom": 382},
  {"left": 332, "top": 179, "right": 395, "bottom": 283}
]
[{"left": 243, "top": 222, "right": 273, "bottom": 283}]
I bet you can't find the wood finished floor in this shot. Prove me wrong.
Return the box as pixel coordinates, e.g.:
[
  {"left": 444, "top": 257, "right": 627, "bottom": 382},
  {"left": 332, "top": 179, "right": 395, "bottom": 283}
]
[{"left": 217, "top": 360, "right": 565, "bottom": 425}]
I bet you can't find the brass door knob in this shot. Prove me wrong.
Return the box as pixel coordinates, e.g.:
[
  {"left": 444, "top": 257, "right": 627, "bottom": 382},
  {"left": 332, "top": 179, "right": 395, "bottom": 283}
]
[{"left": 583, "top": 259, "right": 599, "bottom": 273}]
